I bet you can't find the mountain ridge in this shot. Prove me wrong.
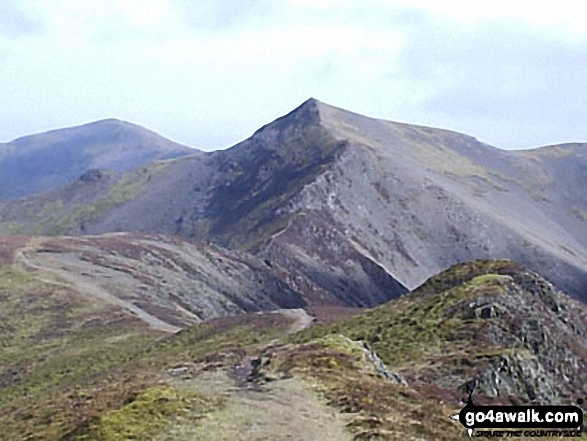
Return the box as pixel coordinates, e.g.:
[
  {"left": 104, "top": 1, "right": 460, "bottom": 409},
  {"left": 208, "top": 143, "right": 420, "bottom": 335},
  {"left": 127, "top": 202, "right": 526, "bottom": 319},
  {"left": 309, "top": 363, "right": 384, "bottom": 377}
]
[{"left": 0, "top": 100, "right": 585, "bottom": 303}]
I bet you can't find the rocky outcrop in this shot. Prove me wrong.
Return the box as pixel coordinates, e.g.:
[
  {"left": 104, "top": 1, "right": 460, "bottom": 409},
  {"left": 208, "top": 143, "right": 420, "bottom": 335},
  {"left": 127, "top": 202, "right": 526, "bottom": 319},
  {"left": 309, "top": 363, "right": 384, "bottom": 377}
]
[
  {"left": 467, "top": 351, "right": 561, "bottom": 404},
  {"left": 300, "top": 260, "right": 587, "bottom": 408},
  {"left": 348, "top": 338, "right": 408, "bottom": 386}
]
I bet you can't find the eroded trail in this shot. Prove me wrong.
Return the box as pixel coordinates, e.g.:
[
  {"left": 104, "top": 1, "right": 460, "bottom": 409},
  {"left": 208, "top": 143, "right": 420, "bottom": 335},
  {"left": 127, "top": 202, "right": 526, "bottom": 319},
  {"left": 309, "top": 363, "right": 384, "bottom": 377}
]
[
  {"left": 16, "top": 240, "right": 181, "bottom": 333},
  {"left": 165, "top": 369, "right": 353, "bottom": 441}
]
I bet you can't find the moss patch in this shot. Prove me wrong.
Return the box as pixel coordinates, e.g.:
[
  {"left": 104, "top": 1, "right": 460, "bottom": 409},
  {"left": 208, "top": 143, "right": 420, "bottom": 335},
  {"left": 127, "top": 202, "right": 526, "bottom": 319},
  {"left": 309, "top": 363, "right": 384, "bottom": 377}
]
[{"left": 76, "top": 386, "right": 223, "bottom": 441}]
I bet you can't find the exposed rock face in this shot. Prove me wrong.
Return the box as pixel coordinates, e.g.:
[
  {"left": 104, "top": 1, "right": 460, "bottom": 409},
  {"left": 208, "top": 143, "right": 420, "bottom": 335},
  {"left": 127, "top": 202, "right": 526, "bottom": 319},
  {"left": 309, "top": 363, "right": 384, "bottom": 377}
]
[
  {"left": 476, "top": 272, "right": 586, "bottom": 402},
  {"left": 413, "top": 263, "right": 587, "bottom": 404},
  {"left": 430, "top": 265, "right": 587, "bottom": 404},
  {"left": 470, "top": 352, "right": 561, "bottom": 404}
]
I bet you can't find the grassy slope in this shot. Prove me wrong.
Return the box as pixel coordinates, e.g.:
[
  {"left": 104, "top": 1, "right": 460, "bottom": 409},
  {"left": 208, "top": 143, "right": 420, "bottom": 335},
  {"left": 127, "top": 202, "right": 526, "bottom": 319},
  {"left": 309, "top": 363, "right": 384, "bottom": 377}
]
[
  {"left": 294, "top": 260, "right": 520, "bottom": 363},
  {"left": 286, "top": 260, "right": 587, "bottom": 439},
  {"left": 0, "top": 262, "right": 161, "bottom": 440},
  {"left": 0, "top": 161, "right": 172, "bottom": 236},
  {"left": 0, "top": 238, "right": 297, "bottom": 441},
  {"left": 2, "top": 254, "right": 585, "bottom": 440},
  {"left": 62, "top": 313, "right": 297, "bottom": 440}
]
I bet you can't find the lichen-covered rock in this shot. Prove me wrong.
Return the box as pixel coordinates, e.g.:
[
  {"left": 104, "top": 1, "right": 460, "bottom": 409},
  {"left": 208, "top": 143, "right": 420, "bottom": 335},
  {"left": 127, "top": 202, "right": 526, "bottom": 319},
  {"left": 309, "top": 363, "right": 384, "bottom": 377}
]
[{"left": 464, "top": 351, "right": 561, "bottom": 404}]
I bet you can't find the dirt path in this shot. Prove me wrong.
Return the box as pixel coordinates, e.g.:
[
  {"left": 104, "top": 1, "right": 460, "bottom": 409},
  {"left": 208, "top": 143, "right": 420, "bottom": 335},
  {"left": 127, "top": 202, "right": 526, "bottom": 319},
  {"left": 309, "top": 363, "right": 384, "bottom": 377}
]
[
  {"left": 276, "top": 308, "right": 316, "bottom": 333},
  {"left": 166, "top": 369, "right": 353, "bottom": 441},
  {"left": 15, "top": 240, "right": 181, "bottom": 333}
]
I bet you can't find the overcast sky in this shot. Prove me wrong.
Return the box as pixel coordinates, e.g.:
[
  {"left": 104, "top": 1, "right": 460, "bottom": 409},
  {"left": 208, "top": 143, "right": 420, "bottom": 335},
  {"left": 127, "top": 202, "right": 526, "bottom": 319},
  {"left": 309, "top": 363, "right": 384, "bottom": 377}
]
[{"left": 1, "top": 0, "right": 586, "bottom": 150}]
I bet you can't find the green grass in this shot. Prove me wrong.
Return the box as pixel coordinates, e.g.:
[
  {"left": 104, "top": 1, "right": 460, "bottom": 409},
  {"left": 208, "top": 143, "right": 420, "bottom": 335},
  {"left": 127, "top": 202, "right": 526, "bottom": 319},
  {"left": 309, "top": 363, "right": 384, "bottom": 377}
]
[
  {"left": 76, "top": 386, "right": 223, "bottom": 441},
  {"left": 43, "top": 164, "right": 170, "bottom": 235},
  {"left": 0, "top": 264, "right": 163, "bottom": 440},
  {"left": 292, "top": 261, "right": 518, "bottom": 366},
  {"left": 0, "top": 265, "right": 296, "bottom": 441},
  {"left": 2, "top": 258, "right": 580, "bottom": 440},
  {"left": 143, "top": 312, "right": 297, "bottom": 367},
  {"left": 0, "top": 161, "right": 172, "bottom": 236},
  {"left": 264, "top": 335, "right": 464, "bottom": 440},
  {"left": 270, "top": 259, "right": 577, "bottom": 440}
]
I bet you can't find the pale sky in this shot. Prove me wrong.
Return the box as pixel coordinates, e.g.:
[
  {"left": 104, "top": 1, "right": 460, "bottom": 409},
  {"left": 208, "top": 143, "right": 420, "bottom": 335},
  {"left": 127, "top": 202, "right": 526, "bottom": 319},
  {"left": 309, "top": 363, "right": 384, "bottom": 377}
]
[{"left": 1, "top": 0, "right": 586, "bottom": 150}]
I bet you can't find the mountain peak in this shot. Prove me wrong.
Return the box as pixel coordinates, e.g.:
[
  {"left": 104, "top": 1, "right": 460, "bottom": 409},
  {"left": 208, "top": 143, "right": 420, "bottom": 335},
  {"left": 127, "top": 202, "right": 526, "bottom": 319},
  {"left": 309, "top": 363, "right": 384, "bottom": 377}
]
[
  {"left": 295, "top": 97, "right": 340, "bottom": 117},
  {"left": 79, "top": 118, "right": 138, "bottom": 131},
  {"left": 8, "top": 118, "right": 133, "bottom": 145},
  {"left": 0, "top": 119, "right": 194, "bottom": 199},
  {"left": 301, "top": 97, "right": 320, "bottom": 106}
]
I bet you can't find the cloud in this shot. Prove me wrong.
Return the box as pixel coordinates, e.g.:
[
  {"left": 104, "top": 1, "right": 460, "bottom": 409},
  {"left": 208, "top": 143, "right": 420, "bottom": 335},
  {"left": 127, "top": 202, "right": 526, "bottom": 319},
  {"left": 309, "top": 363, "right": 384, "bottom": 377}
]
[
  {"left": 381, "top": 0, "right": 587, "bottom": 33},
  {"left": 171, "top": 0, "right": 280, "bottom": 32},
  {"left": 388, "top": 17, "right": 587, "bottom": 147},
  {"left": 0, "top": 1, "right": 44, "bottom": 38},
  {"left": 0, "top": 0, "right": 586, "bottom": 150}
]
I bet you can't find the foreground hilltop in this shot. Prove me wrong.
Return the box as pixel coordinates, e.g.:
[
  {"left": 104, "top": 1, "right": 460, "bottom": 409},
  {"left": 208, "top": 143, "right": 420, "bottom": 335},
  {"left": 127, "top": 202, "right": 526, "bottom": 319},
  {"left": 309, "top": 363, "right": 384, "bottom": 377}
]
[
  {"left": 1, "top": 257, "right": 584, "bottom": 440},
  {"left": 1, "top": 99, "right": 585, "bottom": 303}
]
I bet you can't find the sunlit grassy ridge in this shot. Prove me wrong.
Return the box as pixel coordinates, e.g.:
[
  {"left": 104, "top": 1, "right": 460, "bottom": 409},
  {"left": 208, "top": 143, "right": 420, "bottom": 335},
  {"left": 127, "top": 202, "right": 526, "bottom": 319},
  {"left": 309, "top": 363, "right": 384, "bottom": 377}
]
[
  {"left": 0, "top": 161, "right": 172, "bottom": 236},
  {"left": 292, "top": 260, "right": 521, "bottom": 366},
  {"left": 41, "top": 161, "right": 172, "bottom": 235}
]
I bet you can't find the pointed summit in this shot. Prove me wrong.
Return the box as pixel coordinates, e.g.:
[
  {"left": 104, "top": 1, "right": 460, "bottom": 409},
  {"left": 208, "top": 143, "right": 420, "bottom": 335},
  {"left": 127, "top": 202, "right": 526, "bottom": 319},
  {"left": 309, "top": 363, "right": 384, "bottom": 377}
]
[
  {"left": 261, "top": 98, "right": 324, "bottom": 133},
  {"left": 290, "top": 97, "right": 339, "bottom": 121},
  {"left": 300, "top": 97, "right": 320, "bottom": 106},
  {"left": 252, "top": 98, "right": 350, "bottom": 137}
]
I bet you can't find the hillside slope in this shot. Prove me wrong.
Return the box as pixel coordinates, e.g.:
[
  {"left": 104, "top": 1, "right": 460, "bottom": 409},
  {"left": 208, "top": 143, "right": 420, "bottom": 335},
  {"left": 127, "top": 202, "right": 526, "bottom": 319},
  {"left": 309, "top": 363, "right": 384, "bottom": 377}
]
[
  {"left": 3, "top": 259, "right": 584, "bottom": 440},
  {"left": 311, "top": 101, "right": 587, "bottom": 299},
  {"left": 286, "top": 259, "right": 587, "bottom": 438},
  {"left": 0, "top": 119, "right": 195, "bottom": 199},
  {"left": 1, "top": 99, "right": 586, "bottom": 303},
  {"left": 6, "top": 233, "right": 308, "bottom": 330}
]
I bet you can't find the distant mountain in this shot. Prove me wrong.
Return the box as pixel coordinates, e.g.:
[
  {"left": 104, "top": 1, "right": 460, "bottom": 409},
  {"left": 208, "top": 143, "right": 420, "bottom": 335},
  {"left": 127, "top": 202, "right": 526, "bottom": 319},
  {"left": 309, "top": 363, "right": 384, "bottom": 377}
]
[
  {"left": 0, "top": 119, "right": 196, "bottom": 199},
  {"left": 1, "top": 99, "right": 586, "bottom": 304}
]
